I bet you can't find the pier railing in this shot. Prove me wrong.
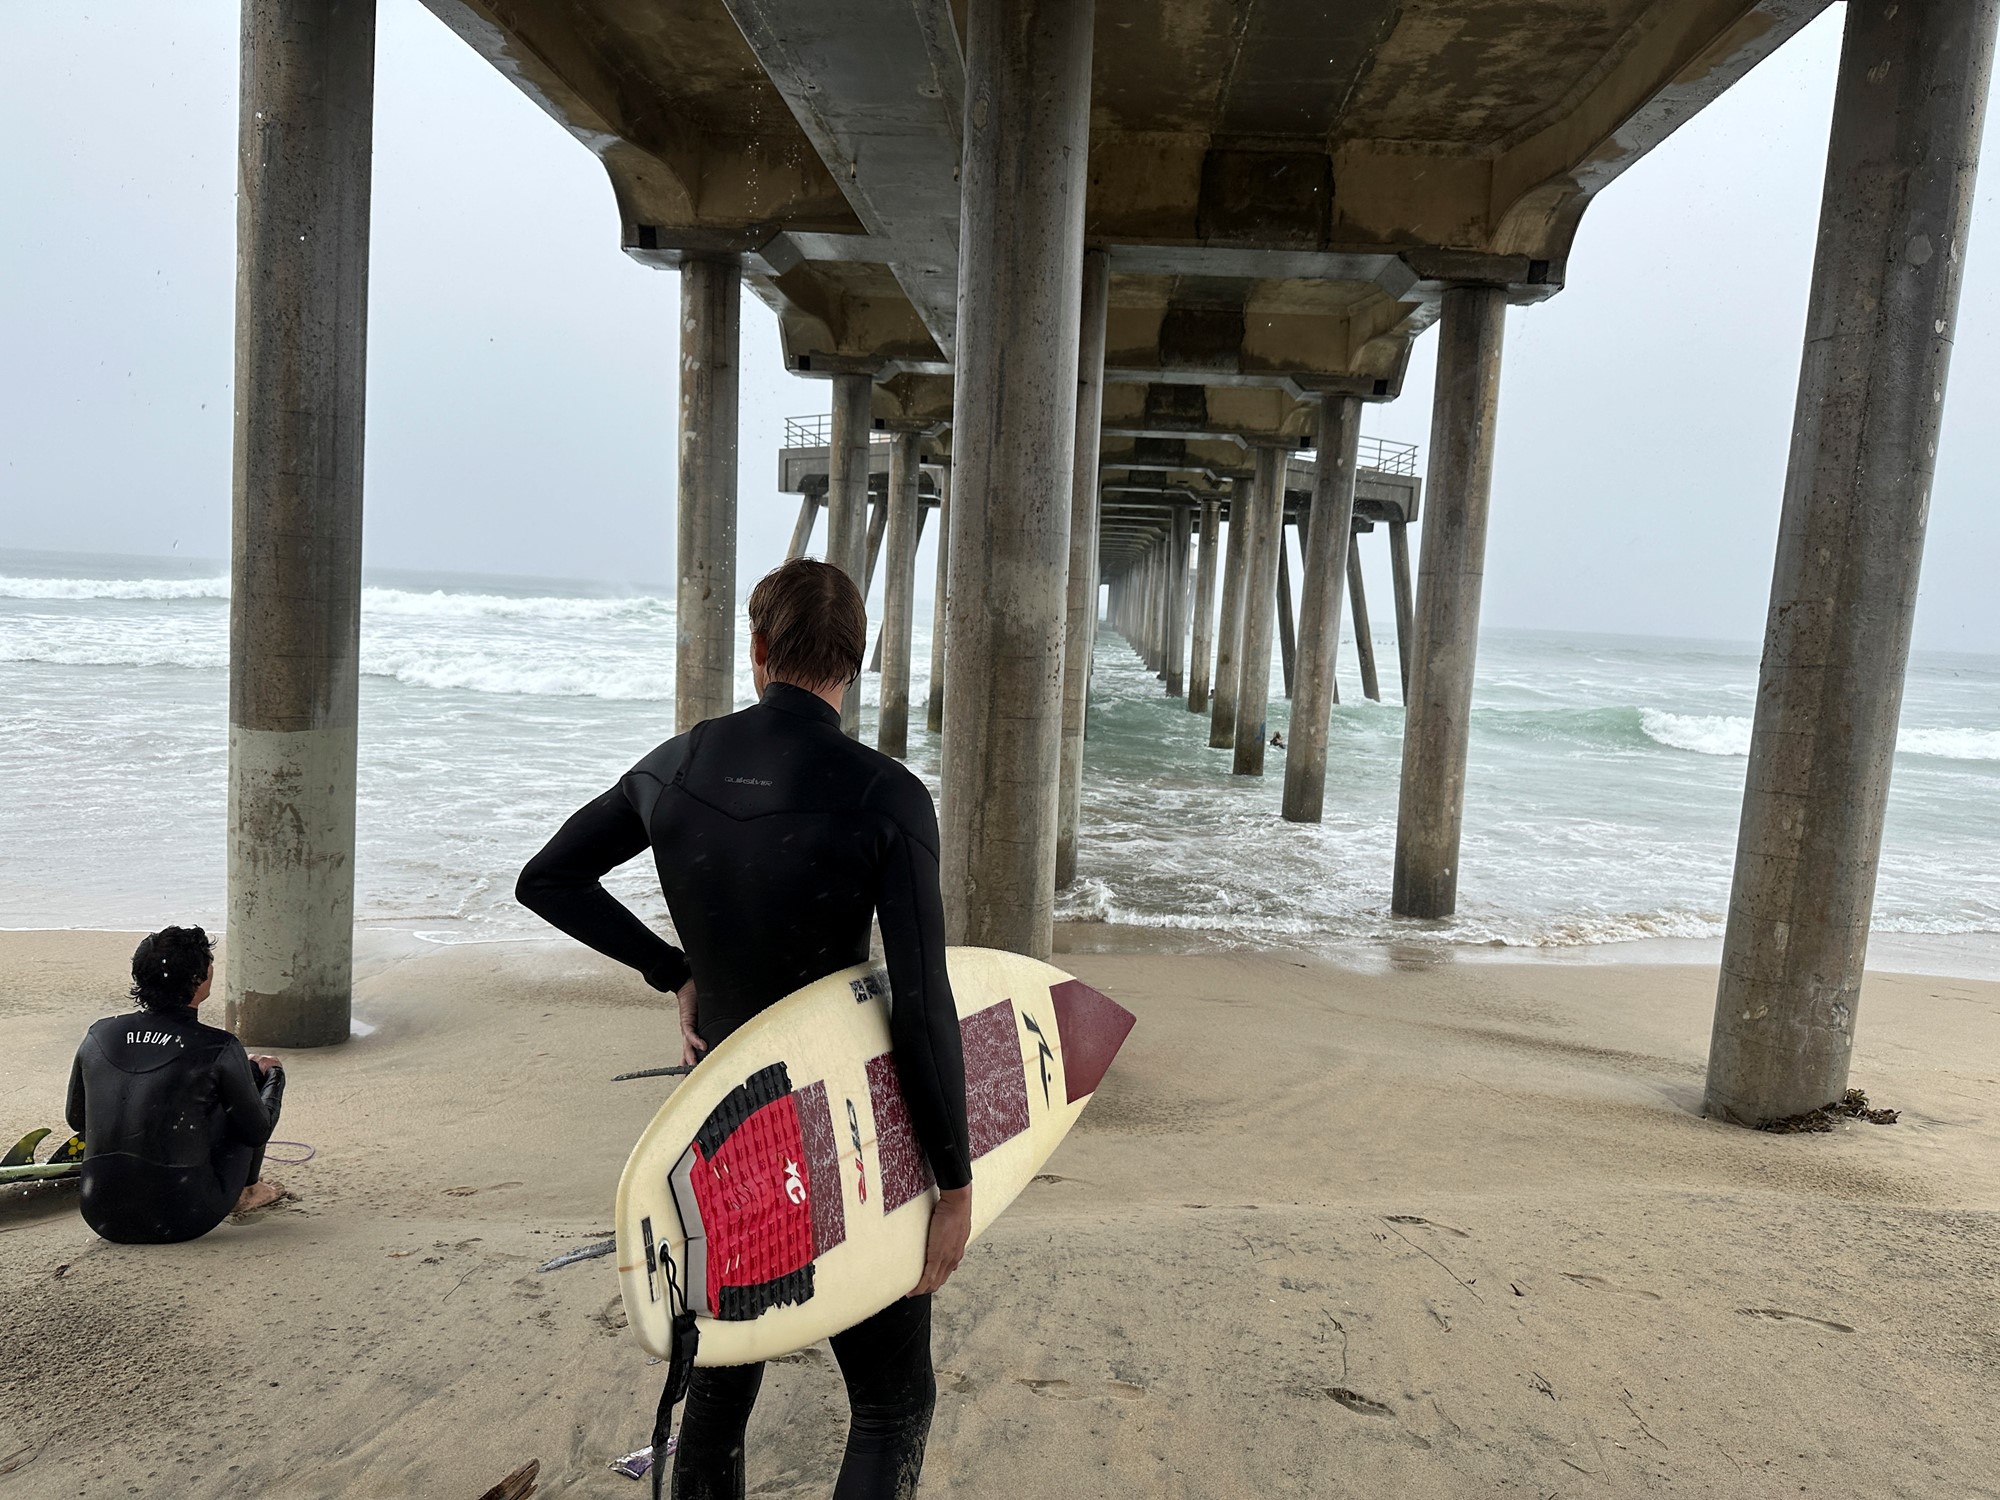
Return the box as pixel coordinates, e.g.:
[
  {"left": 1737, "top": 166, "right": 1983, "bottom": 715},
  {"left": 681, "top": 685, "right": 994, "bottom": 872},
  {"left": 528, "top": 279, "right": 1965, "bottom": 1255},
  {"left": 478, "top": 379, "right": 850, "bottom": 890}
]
[
  {"left": 783, "top": 415, "right": 1418, "bottom": 476},
  {"left": 782, "top": 413, "right": 891, "bottom": 448},
  {"left": 1356, "top": 436, "right": 1419, "bottom": 475}
]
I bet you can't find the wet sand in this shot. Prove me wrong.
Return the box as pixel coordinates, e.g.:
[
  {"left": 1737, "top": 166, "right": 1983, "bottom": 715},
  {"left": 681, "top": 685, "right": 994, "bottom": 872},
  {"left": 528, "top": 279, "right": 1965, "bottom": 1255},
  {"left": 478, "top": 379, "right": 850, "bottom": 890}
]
[{"left": 3, "top": 929, "right": 1996, "bottom": 1498}]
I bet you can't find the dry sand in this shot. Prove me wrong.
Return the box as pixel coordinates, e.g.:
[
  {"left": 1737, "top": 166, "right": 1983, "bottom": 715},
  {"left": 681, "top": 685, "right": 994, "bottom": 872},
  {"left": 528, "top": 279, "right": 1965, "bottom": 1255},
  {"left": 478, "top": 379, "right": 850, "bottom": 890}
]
[{"left": 3, "top": 928, "right": 1997, "bottom": 1499}]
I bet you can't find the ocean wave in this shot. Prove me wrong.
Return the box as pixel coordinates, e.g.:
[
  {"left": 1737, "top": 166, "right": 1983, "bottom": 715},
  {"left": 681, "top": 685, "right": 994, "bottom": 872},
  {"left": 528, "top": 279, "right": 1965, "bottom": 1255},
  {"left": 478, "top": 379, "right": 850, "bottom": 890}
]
[
  {"left": 1899, "top": 727, "right": 2000, "bottom": 762},
  {"left": 1638, "top": 710, "right": 1752, "bottom": 757},
  {"left": 362, "top": 646, "right": 674, "bottom": 701},
  {"left": 0, "top": 574, "right": 674, "bottom": 622},
  {"left": 1638, "top": 710, "right": 2000, "bottom": 762},
  {"left": 358, "top": 587, "right": 670, "bottom": 621},
  {"left": 0, "top": 575, "right": 230, "bottom": 601}
]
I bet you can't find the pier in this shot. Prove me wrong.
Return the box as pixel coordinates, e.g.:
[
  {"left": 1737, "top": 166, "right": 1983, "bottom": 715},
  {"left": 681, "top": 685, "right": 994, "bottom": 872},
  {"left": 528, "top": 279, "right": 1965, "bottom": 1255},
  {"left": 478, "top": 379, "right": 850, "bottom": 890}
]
[{"left": 220, "top": 0, "right": 1994, "bottom": 1130}]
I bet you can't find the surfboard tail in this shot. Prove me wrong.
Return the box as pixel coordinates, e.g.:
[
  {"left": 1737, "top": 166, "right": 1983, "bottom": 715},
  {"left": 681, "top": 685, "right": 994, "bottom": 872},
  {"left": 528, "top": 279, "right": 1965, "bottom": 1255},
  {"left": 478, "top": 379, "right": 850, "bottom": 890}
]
[{"left": 1048, "top": 980, "right": 1135, "bottom": 1102}]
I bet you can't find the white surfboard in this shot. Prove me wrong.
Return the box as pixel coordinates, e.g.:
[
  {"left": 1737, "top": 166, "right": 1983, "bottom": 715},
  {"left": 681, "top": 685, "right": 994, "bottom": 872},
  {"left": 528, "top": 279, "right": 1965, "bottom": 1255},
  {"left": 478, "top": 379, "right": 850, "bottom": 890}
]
[{"left": 613, "top": 946, "right": 1134, "bottom": 1365}]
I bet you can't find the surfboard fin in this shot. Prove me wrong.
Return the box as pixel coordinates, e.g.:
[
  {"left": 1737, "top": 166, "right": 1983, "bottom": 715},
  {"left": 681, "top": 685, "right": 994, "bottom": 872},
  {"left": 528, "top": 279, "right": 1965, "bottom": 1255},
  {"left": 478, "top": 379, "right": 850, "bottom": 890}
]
[
  {"left": 49, "top": 1135, "right": 83, "bottom": 1165},
  {"left": 2, "top": 1129, "right": 51, "bottom": 1168}
]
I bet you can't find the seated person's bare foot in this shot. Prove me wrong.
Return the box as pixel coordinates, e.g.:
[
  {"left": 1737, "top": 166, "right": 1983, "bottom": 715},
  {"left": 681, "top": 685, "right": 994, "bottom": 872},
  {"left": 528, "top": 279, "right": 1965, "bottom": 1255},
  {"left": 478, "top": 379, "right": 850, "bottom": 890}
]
[{"left": 233, "top": 1179, "right": 285, "bottom": 1215}]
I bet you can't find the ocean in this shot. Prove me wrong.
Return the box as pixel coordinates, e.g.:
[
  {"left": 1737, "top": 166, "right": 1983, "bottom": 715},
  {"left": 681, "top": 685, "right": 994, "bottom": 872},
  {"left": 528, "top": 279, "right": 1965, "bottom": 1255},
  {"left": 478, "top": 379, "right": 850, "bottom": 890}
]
[{"left": 6, "top": 548, "right": 1999, "bottom": 968}]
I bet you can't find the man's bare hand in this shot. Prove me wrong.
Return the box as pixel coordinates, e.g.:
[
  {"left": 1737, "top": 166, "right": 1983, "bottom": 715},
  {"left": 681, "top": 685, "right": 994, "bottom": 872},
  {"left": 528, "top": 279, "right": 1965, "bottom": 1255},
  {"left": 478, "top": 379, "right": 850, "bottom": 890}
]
[
  {"left": 250, "top": 1054, "right": 282, "bottom": 1078},
  {"left": 677, "top": 979, "right": 707, "bottom": 1068},
  {"left": 911, "top": 1184, "right": 972, "bottom": 1296}
]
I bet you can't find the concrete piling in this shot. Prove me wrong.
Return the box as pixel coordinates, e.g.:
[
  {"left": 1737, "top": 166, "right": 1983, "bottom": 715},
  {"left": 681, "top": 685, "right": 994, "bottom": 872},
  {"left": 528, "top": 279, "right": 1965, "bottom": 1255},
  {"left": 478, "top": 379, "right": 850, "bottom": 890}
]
[
  {"left": 785, "top": 489, "right": 822, "bottom": 560},
  {"left": 675, "top": 254, "right": 741, "bottom": 732},
  {"left": 1165, "top": 505, "right": 1191, "bottom": 698},
  {"left": 1276, "top": 521, "right": 1296, "bottom": 699},
  {"left": 939, "top": 0, "right": 1094, "bottom": 957},
  {"left": 1231, "top": 445, "right": 1287, "bottom": 776},
  {"left": 1207, "top": 480, "right": 1251, "bottom": 749},
  {"left": 926, "top": 457, "right": 951, "bottom": 734},
  {"left": 1393, "top": 284, "right": 1507, "bottom": 919},
  {"left": 225, "top": 0, "right": 376, "bottom": 1047},
  {"left": 1347, "top": 542, "right": 1380, "bottom": 703},
  {"left": 1388, "top": 518, "right": 1414, "bottom": 699},
  {"left": 1282, "top": 394, "right": 1361, "bottom": 823},
  {"left": 1056, "top": 250, "right": 1111, "bottom": 890},
  {"left": 1705, "top": 0, "right": 1999, "bottom": 1126},
  {"left": 1188, "top": 499, "right": 1219, "bottom": 712},
  {"left": 827, "top": 371, "right": 873, "bottom": 736},
  {"left": 876, "top": 433, "right": 923, "bottom": 758}
]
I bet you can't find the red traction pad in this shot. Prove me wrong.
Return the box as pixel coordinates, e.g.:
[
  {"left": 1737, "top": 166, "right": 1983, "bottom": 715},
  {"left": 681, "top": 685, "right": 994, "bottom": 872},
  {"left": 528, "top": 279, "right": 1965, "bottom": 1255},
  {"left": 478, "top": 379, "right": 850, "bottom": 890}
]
[
  {"left": 866, "top": 998, "right": 1033, "bottom": 1212},
  {"left": 688, "top": 1094, "right": 815, "bottom": 1316}
]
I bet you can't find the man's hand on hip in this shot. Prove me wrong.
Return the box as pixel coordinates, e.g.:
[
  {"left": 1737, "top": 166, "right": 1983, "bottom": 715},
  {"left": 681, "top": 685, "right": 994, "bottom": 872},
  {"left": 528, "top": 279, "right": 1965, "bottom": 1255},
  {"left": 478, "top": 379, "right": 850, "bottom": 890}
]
[
  {"left": 677, "top": 979, "right": 707, "bottom": 1068},
  {"left": 911, "top": 1184, "right": 972, "bottom": 1296}
]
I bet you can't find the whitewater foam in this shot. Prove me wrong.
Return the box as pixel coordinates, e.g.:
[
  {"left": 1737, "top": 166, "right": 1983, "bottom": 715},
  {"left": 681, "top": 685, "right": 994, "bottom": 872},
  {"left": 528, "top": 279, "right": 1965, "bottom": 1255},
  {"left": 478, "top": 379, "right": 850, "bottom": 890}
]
[{"left": 0, "top": 575, "right": 230, "bottom": 601}]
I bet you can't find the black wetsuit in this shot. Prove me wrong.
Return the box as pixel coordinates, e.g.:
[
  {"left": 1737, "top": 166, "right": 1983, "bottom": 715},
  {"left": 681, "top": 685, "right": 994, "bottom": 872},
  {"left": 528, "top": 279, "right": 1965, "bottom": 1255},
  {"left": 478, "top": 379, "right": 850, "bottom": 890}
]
[
  {"left": 516, "top": 681, "right": 971, "bottom": 1499},
  {"left": 66, "top": 1007, "right": 285, "bottom": 1244}
]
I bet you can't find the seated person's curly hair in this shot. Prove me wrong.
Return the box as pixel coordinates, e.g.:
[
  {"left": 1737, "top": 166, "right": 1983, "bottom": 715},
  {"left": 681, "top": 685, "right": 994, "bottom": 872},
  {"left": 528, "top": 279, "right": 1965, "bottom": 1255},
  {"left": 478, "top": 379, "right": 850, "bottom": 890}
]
[{"left": 130, "top": 926, "right": 215, "bottom": 1011}]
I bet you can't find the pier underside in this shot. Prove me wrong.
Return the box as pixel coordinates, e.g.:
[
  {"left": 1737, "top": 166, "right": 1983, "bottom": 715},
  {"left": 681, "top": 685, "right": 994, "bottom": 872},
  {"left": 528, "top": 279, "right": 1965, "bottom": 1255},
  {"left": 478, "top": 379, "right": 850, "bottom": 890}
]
[{"left": 225, "top": 0, "right": 1998, "bottom": 1132}]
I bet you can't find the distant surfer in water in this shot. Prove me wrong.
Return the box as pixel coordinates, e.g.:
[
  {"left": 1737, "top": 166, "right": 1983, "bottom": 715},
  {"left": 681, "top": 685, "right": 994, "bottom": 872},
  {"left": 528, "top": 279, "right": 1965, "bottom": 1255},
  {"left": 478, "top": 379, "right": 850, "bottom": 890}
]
[
  {"left": 65, "top": 925, "right": 288, "bottom": 1243},
  {"left": 519, "top": 558, "right": 972, "bottom": 1499}
]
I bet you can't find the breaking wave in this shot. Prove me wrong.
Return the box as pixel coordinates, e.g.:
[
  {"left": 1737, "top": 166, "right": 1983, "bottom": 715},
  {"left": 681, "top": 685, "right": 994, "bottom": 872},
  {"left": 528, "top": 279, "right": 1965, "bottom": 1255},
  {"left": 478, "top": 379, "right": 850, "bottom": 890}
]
[
  {"left": 0, "top": 575, "right": 230, "bottom": 601},
  {"left": 1639, "top": 709, "right": 2000, "bottom": 762},
  {"left": 0, "top": 574, "right": 669, "bottom": 622}
]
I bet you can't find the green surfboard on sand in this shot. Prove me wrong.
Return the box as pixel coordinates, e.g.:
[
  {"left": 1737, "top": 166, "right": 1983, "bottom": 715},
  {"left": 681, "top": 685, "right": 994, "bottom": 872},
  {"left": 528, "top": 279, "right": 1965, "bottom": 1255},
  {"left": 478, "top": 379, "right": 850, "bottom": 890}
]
[{"left": 0, "top": 1130, "right": 83, "bottom": 1185}]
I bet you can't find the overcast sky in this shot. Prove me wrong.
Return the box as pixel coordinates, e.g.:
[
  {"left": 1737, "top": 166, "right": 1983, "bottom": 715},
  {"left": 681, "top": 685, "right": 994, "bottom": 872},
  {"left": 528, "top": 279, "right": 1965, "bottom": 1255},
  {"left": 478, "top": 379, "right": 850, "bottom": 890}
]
[{"left": 3, "top": 3, "right": 1997, "bottom": 650}]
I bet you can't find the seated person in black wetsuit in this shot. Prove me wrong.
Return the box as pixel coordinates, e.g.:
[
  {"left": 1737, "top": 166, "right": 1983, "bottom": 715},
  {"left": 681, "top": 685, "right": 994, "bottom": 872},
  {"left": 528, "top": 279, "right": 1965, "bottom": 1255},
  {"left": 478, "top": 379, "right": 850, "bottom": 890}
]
[
  {"left": 517, "top": 558, "right": 971, "bottom": 1500},
  {"left": 66, "top": 926, "right": 288, "bottom": 1243}
]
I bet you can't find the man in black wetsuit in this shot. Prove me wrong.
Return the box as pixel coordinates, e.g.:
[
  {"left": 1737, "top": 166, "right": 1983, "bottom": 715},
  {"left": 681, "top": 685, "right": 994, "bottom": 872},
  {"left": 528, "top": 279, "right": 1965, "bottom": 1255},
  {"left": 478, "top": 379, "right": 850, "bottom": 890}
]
[
  {"left": 517, "top": 558, "right": 972, "bottom": 1500},
  {"left": 67, "top": 925, "right": 288, "bottom": 1243}
]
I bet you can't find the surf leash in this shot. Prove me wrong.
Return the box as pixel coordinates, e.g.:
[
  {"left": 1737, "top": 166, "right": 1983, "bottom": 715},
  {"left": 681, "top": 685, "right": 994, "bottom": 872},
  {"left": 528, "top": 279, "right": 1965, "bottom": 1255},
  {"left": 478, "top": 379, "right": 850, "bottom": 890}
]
[
  {"left": 263, "top": 1140, "right": 316, "bottom": 1165},
  {"left": 612, "top": 1065, "right": 694, "bottom": 1082},
  {"left": 649, "top": 1248, "right": 699, "bottom": 1500}
]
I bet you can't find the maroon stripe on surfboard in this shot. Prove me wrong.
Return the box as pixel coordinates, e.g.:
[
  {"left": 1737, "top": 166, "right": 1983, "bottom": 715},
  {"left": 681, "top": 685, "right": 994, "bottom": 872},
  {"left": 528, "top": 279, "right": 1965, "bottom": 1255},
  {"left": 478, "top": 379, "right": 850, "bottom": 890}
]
[
  {"left": 960, "top": 999, "right": 1032, "bottom": 1158},
  {"left": 1049, "top": 979, "right": 1135, "bottom": 1103},
  {"left": 794, "top": 1080, "right": 846, "bottom": 1255},
  {"left": 865, "top": 1053, "right": 935, "bottom": 1212}
]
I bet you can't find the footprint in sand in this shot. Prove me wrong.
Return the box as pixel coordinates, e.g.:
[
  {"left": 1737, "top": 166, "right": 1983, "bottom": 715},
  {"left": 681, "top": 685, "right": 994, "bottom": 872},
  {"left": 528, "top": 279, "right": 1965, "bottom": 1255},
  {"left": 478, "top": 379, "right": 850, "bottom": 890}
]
[
  {"left": 1562, "top": 1273, "right": 1663, "bottom": 1301},
  {"left": 935, "top": 1370, "right": 974, "bottom": 1394},
  {"left": 1383, "top": 1215, "right": 1470, "bottom": 1238},
  {"left": 1736, "top": 1308, "right": 1856, "bottom": 1333},
  {"left": 1016, "top": 1378, "right": 1146, "bottom": 1401},
  {"left": 1031, "top": 1173, "right": 1075, "bottom": 1185},
  {"left": 444, "top": 1181, "right": 524, "bottom": 1197}
]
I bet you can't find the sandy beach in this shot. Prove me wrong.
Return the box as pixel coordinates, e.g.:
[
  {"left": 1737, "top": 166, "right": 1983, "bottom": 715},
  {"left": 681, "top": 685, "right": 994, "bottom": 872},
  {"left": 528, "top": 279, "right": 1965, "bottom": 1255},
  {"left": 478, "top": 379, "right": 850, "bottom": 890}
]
[{"left": 4, "top": 928, "right": 1997, "bottom": 1499}]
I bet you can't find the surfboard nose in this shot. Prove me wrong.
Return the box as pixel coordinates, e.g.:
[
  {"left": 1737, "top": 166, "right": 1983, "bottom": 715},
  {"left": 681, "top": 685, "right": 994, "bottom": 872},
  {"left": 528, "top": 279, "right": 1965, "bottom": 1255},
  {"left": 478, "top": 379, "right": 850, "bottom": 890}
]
[{"left": 1048, "top": 979, "right": 1135, "bottom": 1103}]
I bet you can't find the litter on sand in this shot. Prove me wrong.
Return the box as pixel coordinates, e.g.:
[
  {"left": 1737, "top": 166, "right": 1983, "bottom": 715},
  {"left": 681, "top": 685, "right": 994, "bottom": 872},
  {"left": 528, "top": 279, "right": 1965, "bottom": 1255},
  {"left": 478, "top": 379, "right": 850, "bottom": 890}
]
[
  {"left": 610, "top": 1440, "right": 675, "bottom": 1479},
  {"left": 535, "top": 1237, "right": 617, "bottom": 1273}
]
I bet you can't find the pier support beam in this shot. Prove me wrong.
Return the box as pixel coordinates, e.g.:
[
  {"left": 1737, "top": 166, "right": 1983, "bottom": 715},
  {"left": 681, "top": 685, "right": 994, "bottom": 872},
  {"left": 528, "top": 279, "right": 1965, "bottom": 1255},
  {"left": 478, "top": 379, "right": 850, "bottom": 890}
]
[
  {"left": 1393, "top": 284, "right": 1507, "bottom": 918},
  {"left": 1208, "top": 481, "right": 1251, "bottom": 749},
  {"left": 1188, "top": 499, "right": 1219, "bottom": 712},
  {"left": 940, "top": 0, "right": 1094, "bottom": 957},
  {"left": 1706, "top": 0, "right": 1998, "bottom": 1125},
  {"left": 927, "top": 458, "right": 951, "bottom": 734},
  {"left": 1232, "top": 445, "right": 1287, "bottom": 776},
  {"left": 1283, "top": 394, "right": 1362, "bottom": 823},
  {"left": 877, "top": 433, "right": 922, "bottom": 758},
  {"left": 1056, "top": 249, "right": 1110, "bottom": 890},
  {"left": 786, "top": 489, "right": 822, "bottom": 560},
  {"left": 827, "top": 372, "right": 873, "bottom": 736},
  {"left": 1348, "top": 541, "right": 1380, "bottom": 703},
  {"left": 1389, "top": 519, "right": 1415, "bottom": 699},
  {"left": 1165, "top": 504, "right": 1191, "bottom": 699},
  {"left": 225, "top": 0, "right": 375, "bottom": 1047},
  {"left": 675, "top": 254, "right": 741, "bottom": 732},
  {"left": 1276, "top": 522, "right": 1296, "bottom": 699}
]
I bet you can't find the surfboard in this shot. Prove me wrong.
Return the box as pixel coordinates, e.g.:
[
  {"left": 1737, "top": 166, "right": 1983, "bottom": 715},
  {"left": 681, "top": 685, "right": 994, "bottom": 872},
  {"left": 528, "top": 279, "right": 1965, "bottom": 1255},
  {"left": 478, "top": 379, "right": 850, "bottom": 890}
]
[{"left": 614, "top": 946, "right": 1133, "bottom": 1366}]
